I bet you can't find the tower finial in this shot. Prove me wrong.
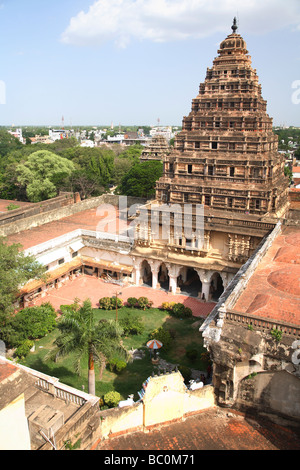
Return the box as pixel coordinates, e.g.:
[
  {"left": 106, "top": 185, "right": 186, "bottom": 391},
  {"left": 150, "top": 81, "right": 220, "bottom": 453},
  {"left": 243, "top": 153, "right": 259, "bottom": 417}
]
[{"left": 231, "top": 17, "right": 238, "bottom": 33}]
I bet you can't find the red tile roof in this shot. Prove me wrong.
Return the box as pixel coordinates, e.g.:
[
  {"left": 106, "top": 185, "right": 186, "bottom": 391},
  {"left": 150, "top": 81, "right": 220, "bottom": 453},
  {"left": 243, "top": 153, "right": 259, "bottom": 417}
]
[
  {"left": 0, "top": 360, "right": 18, "bottom": 382},
  {"left": 95, "top": 407, "right": 300, "bottom": 450},
  {"left": 233, "top": 226, "right": 300, "bottom": 326}
]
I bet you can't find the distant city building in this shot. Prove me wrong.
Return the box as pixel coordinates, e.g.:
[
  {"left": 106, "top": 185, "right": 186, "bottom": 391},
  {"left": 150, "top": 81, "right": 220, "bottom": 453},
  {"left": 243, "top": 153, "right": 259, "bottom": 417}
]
[
  {"left": 150, "top": 126, "right": 176, "bottom": 141},
  {"left": 8, "top": 128, "right": 25, "bottom": 144},
  {"left": 49, "top": 129, "right": 70, "bottom": 141},
  {"left": 80, "top": 139, "right": 95, "bottom": 148}
]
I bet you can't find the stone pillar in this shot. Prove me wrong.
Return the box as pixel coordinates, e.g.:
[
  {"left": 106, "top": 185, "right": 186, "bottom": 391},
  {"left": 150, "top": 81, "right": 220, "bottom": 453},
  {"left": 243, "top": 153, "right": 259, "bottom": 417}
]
[
  {"left": 169, "top": 275, "right": 177, "bottom": 294},
  {"left": 201, "top": 280, "right": 211, "bottom": 301},
  {"left": 135, "top": 266, "right": 141, "bottom": 286},
  {"left": 152, "top": 268, "right": 159, "bottom": 290},
  {"left": 166, "top": 264, "right": 181, "bottom": 294},
  {"left": 148, "top": 260, "right": 161, "bottom": 290},
  {"left": 197, "top": 269, "right": 214, "bottom": 301}
]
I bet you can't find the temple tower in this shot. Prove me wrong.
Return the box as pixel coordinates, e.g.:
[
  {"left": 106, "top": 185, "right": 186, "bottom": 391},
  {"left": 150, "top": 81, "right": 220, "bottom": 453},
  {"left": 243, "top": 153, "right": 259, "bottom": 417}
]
[{"left": 156, "top": 19, "right": 289, "bottom": 217}]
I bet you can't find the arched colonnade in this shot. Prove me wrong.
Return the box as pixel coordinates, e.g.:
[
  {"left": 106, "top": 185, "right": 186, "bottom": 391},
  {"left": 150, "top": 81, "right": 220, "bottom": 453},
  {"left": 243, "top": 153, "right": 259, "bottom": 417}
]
[{"left": 133, "top": 258, "right": 235, "bottom": 301}]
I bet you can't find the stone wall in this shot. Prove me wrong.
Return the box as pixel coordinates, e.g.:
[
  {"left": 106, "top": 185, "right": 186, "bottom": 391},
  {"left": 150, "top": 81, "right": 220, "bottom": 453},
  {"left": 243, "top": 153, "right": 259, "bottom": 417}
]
[
  {"left": 98, "top": 372, "right": 216, "bottom": 441},
  {"left": 237, "top": 370, "right": 300, "bottom": 421}
]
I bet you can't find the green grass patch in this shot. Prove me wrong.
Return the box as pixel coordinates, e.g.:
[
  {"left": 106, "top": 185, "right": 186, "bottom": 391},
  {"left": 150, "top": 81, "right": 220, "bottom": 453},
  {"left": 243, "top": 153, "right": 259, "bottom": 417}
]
[{"left": 21, "top": 306, "right": 208, "bottom": 400}]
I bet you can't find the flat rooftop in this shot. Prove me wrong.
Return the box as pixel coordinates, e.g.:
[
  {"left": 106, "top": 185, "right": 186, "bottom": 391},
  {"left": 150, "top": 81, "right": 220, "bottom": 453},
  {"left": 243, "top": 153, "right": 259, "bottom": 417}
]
[
  {"left": 0, "top": 199, "right": 35, "bottom": 213},
  {"left": 6, "top": 205, "right": 128, "bottom": 250},
  {"left": 233, "top": 225, "right": 300, "bottom": 326}
]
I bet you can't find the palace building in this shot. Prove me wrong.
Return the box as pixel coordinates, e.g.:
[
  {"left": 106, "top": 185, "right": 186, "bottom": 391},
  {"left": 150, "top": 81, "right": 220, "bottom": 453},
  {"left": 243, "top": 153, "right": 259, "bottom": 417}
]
[
  {"left": 1, "top": 20, "right": 299, "bottom": 449},
  {"left": 1, "top": 20, "right": 291, "bottom": 309}
]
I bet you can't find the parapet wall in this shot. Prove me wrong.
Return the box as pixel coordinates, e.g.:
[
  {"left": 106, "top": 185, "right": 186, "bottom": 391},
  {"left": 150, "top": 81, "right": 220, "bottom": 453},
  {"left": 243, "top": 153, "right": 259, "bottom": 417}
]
[
  {"left": 0, "top": 193, "right": 75, "bottom": 227},
  {"left": 0, "top": 193, "right": 147, "bottom": 238},
  {"left": 99, "top": 373, "right": 215, "bottom": 441}
]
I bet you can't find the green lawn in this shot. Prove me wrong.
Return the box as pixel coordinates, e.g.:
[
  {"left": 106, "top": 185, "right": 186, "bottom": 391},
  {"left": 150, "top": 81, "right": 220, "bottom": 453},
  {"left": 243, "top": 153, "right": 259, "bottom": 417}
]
[{"left": 21, "top": 306, "right": 207, "bottom": 400}]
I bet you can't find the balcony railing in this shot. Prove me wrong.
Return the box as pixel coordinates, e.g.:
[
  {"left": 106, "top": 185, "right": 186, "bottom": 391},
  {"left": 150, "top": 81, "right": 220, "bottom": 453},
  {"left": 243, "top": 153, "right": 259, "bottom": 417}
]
[{"left": 225, "top": 310, "right": 300, "bottom": 337}]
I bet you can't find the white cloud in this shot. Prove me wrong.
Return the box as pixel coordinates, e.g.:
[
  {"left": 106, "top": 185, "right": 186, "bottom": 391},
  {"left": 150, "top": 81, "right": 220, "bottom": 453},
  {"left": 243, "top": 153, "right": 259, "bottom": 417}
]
[{"left": 61, "top": 0, "right": 300, "bottom": 48}]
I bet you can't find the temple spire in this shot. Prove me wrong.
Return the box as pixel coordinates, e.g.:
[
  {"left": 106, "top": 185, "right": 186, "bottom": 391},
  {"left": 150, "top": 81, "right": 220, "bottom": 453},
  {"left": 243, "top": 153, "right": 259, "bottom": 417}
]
[{"left": 231, "top": 17, "right": 238, "bottom": 33}]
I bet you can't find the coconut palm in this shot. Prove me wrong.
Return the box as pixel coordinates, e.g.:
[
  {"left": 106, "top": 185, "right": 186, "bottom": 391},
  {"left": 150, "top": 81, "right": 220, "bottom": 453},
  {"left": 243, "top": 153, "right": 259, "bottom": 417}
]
[{"left": 47, "top": 298, "right": 126, "bottom": 395}]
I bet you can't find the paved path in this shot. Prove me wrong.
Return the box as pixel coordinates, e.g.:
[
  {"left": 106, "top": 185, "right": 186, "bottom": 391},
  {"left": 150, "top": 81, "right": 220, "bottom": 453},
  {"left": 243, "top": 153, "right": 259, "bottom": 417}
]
[{"left": 35, "top": 275, "right": 216, "bottom": 318}]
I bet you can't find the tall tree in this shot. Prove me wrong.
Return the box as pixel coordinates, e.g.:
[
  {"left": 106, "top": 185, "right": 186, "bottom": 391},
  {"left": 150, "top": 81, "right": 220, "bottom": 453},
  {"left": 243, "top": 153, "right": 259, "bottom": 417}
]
[
  {"left": 0, "top": 238, "right": 45, "bottom": 344},
  {"left": 47, "top": 299, "right": 127, "bottom": 395},
  {"left": 15, "top": 150, "right": 75, "bottom": 202}
]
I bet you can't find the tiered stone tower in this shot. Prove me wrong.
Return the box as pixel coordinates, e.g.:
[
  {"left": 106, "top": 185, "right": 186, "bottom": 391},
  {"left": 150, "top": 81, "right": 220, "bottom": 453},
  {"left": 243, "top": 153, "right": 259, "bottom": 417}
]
[
  {"left": 140, "top": 134, "right": 170, "bottom": 163},
  {"left": 156, "top": 18, "right": 289, "bottom": 217}
]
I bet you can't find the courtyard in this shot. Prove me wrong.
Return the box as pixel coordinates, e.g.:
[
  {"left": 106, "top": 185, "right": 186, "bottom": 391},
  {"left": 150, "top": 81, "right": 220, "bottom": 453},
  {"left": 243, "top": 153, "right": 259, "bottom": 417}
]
[
  {"left": 21, "top": 274, "right": 216, "bottom": 401},
  {"left": 34, "top": 273, "right": 216, "bottom": 318}
]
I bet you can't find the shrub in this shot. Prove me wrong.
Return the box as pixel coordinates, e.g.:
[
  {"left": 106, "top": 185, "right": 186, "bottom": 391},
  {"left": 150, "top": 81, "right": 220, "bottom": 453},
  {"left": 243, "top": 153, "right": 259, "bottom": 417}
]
[
  {"left": 149, "top": 326, "right": 172, "bottom": 350},
  {"left": 119, "top": 313, "right": 144, "bottom": 335},
  {"left": 161, "top": 301, "right": 176, "bottom": 311},
  {"left": 104, "top": 391, "right": 121, "bottom": 408},
  {"left": 108, "top": 357, "right": 127, "bottom": 373},
  {"left": 10, "top": 303, "right": 56, "bottom": 346},
  {"left": 7, "top": 203, "right": 20, "bottom": 211},
  {"left": 99, "top": 297, "right": 113, "bottom": 310},
  {"left": 99, "top": 297, "right": 111, "bottom": 310},
  {"left": 110, "top": 297, "right": 123, "bottom": 309},
  {"left": 137, "top": 297, "right": 150, "bottom": 310},
  {"left": 185, "top": 348, "right": 198, "bottom": 361},
  {"left": 99, "top": 297, "right": 123, "bottom": 310},
  {"left": 127, "top": 297, "right": 138, "bottom": 308},
  {"left": 171, "top": 303, "right": 193, "bottom": 318},
  {"left": 270, "top": 328, "right": 283, "bottom": 342},
  {"left": 15, "top": 340, "right": 34, "bottom": 359},
  {"left": 60, "top": 299, "right": 80, "bottom": 316},
  {"left": 115, "top": 360, "right": 127, "bottom": 373}
]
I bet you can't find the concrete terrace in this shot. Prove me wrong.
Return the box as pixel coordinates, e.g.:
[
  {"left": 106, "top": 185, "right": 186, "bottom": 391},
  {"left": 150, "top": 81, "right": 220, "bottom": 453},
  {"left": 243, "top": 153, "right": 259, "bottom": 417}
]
[
  {"left": 6, "top": 205, "right": 126, "bottom": 250},
  {"left": 34, "top": 274, "right": 216, "bottom": 318}
]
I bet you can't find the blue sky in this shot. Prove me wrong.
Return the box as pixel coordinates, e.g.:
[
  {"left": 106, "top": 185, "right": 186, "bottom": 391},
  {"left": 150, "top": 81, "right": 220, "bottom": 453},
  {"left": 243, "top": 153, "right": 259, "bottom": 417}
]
[{"left": 0, "top": 0, "right": 300, "bottom": 127}]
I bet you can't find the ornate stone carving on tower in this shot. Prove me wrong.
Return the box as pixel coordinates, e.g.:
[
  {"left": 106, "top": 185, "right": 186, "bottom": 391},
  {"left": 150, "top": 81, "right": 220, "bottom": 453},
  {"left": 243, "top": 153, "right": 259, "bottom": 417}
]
[{"left": 156, "top": 19, "right": 289, "bottom": 217}]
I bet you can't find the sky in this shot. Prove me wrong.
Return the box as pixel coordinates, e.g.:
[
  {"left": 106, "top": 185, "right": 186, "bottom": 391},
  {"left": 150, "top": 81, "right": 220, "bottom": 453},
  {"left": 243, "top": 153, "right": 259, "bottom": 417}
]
[{"left": 0, "top": 0, "right": 300, "bottom": 128}]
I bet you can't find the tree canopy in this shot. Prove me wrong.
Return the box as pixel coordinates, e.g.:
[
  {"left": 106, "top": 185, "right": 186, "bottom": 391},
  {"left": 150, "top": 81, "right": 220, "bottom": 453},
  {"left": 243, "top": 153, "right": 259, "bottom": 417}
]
[
  {"left": 0, "top": 238, "right": 45, "bottom": 344},
  {"left": 0, "top": 129, "right": 148, "bottom": 202},
  {"left": 15, "top": 150, "right": 75, "bottom": 202},
  {"left": 116, "top": 161, "right": 163, "bottom": 198}
]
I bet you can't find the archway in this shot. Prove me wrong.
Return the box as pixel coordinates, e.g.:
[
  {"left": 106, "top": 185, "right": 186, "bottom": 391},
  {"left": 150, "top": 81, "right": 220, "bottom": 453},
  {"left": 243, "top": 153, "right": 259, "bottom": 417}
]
[
  {"left": 141, "top": 260, "right": 152, "bottom": 287},
  {"left": 158, "top": 263, "right": 169, "bottom": 291},
  {"left": 178, "top": 268, "right": 202, "bottom": 298},
  {"left": 210, "top": 272, "right": 224, "bottom": 301}
]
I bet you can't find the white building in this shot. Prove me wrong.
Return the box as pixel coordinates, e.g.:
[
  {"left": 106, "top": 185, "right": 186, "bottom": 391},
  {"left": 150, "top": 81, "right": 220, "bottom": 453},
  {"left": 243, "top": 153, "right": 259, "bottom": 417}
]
[
  {"left": 49, "top": 129, "right": 69, "bottom": 142},
  {"left": 8, "top": 128, "right": 25, "bottom": 144}
]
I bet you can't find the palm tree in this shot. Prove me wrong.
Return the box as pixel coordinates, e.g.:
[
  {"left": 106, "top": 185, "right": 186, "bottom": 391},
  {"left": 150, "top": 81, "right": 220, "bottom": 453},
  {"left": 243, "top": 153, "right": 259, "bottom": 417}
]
[{"left": 47, "top": 299, "right": 126, "bottom": 396}]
